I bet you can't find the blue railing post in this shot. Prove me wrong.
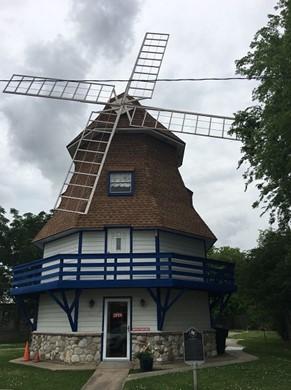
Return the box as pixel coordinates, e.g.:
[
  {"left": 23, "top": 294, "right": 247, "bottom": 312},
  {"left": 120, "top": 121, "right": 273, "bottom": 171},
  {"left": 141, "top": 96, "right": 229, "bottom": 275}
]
[
  {"left": 104, "top": 254, "right": 107, "bottom": 280},
  {"left": 114, "top": 257, "right": 117, "bottom": 280},
  {"left": 76, "top": 257, "right": 81, "bottom": 281},
  {"left": 168, "top": 257, "right": 172, "bottom": 279},
  {"left": 59, "top": 259, "right": 64, "bottom": 281},
  {"left": 130, "top": 257, "right": 133, "bottom": 280},
  {"left": 203, "top": 261, "right": 208, "bottom": 284}
]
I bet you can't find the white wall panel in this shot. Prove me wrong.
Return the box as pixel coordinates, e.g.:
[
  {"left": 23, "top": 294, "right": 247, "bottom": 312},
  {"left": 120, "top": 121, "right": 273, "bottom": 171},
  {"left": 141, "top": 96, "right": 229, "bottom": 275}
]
[
  {"left": 37, "top": 288, "right": 157, "bottom": 333},
  {"left": 163, "top": 290, "right": 211, "bottom": 331},
  {"left": 43, "top": 234, "right": 79, "bottom": 258},
  {"left": 36, "top": 288, "right": 210, "bottom": 334},
  {"left": 159, "top": 231, "right": 205, "bottom": 257},
  {"left": 82, "top": 231, "right": 105, "bottom": 253},
  {"left": 133, "top": 231, "right": 156, "bottom": 279},
  {"left": 37, "top": 293, "right": 71, "bottom": 333},
  {"left": 133, "top": 230, "right": 155, "bottom": 253}
]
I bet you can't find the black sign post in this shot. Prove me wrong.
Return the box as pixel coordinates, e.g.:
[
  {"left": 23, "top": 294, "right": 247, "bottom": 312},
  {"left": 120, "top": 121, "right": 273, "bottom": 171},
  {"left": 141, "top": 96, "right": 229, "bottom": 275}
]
[{"left": 184, "top": 327, "right": 205, "bottom": 390}]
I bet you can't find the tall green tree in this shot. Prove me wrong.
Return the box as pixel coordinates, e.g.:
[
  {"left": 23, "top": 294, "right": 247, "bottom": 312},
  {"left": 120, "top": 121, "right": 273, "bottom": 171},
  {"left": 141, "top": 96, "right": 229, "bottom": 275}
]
[
  {"left": 208, "top": 246, "right": 251, "bottom": 324},
  {"left": 230, "top": 0, "right": 291, "bottom": 228},
  {"left": 0, "top": 207, "right": 51, "bottom": 302},
  {"left": 245, "top": 229, "right": 291, "bottom": 340},
  {"left": 0, "top": 207, "right": 51, "bottom": 267},
  {"left": 209, "top": 245, "right": 277, "bottom": 330}
]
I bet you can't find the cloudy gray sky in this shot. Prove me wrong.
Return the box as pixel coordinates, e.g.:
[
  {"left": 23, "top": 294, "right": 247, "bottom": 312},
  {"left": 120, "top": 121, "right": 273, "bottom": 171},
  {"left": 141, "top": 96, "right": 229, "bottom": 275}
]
[{"left": 0, "top": 0, "right": 276, "bottom": 250}]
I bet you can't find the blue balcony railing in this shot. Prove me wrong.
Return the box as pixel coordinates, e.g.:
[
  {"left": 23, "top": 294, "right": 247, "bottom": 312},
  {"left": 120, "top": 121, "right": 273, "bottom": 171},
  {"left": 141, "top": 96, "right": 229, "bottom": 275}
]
[{"left": 11, "top": 252, "right": 235, "bottom": 295}]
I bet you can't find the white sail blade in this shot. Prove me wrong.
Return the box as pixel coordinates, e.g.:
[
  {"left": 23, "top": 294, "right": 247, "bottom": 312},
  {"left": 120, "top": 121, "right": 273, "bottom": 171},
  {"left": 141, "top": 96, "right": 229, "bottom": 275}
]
[
  {"left": 127, "top": 32, "right": 169, "bottom": 100},
  {"left": 128, "top": 104, "right": 238, "bottom": 141},
  {"left": 55, "top": 109, "right": 119, "bottom": 214},
  {"left": 3, "top": 74, "right": 116, "bottom": 105}
]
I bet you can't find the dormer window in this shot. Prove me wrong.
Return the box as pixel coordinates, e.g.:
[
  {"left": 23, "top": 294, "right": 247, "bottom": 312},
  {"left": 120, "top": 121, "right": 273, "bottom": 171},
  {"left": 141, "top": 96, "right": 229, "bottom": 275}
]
[{"left": 108, "top": 172, "right": 134, "bottom": 195}]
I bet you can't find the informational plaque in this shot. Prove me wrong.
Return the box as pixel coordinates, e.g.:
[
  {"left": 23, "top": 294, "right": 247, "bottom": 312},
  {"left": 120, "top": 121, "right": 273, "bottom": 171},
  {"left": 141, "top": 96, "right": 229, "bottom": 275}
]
[
  {"left": 184, "top": 327, "right": 204, "bottom": 363},
  {"left": 184, "top": 327, "right": 204, "bottom": 390}
]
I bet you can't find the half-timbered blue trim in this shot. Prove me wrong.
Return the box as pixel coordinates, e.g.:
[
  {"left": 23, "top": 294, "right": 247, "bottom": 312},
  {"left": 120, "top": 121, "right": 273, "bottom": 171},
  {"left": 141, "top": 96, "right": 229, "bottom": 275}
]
[
  {"left": 48, "top": 289, "right": 82, "bottom": 331},
  {"left": 147, "top": 287, "right": 187, "bottom": 330},
  {"left": 77, "top": 232, "right": 83, "bottom": 281},
  {"left": 155, "top": 230, "right": 160, "bottom": 280},
  {"left": 129, "top": 227, "right": 133, "bottom": 280},
  {"left": 36, "top": 227, "right": 210, "bottom": 252},
  {"left": 78, "top": 231, "right": 83, "bottom": 254}
]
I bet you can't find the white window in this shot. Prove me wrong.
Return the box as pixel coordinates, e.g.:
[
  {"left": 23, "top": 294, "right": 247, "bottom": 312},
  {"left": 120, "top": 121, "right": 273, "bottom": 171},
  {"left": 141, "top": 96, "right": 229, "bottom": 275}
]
[
  {"left": 116, "top": 237, "right": 122, "bottom": 251},
  {"left": 109, "top": 172, "right": 133, "bottom": 195}
]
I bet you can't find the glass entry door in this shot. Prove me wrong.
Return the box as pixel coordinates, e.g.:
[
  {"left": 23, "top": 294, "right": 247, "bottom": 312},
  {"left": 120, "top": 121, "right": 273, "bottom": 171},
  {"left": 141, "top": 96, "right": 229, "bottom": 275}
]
[{"left": 103, "top": 299, "right": 130, "bottom": 360}]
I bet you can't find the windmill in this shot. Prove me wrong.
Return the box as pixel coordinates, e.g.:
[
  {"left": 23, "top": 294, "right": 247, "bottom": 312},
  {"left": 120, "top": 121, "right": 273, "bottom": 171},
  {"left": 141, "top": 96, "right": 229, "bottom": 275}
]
[{"left": 3, "top": 32, "right": 238, "bottom": 215}]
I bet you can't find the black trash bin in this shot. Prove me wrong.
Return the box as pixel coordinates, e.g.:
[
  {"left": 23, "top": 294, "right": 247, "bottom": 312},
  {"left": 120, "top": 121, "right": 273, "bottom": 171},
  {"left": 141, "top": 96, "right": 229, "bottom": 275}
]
[{"left": 215, "top": 327, "right": 229, "bottom": 355}]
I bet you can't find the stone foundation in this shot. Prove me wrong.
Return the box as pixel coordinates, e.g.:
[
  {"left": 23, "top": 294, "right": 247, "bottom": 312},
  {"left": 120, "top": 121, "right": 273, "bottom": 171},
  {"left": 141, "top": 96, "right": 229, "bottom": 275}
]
[
  {"left": 31, "top": 329, "right": 216, "bottom": 364},
  {"left": 132, "top": 330, "right": 217, "bottom": 363},
  {"left": 30, "top": 333, "right": 101, "bottom": 364}
]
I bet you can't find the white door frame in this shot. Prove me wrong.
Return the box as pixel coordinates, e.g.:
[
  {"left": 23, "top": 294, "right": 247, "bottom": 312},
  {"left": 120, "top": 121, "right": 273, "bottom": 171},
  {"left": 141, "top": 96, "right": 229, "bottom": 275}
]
[{"left": 102, "top": 298, "right": 131, "bottom": 360}]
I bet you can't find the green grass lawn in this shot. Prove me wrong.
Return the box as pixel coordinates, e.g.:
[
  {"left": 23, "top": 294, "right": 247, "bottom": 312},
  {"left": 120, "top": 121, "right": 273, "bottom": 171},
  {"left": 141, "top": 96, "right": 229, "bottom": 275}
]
[
  {"left": 0, "top": 343, "right": 94, "bottom": 390},
  {"left": 124, "top": 331, "right": 291, "bottom": 390}
]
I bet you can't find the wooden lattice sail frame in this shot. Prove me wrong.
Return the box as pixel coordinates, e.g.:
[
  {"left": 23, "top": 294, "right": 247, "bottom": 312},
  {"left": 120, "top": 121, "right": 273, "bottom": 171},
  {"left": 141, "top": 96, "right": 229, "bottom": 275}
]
[{"left": 3, "top": 32, "right": 238, "bottom": 214}]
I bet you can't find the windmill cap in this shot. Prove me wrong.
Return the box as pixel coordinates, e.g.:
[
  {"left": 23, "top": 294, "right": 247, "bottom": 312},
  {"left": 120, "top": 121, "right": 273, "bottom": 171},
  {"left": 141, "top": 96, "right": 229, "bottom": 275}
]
[{"left": 67, "top": 93, "right": 185, "bottom": 166}]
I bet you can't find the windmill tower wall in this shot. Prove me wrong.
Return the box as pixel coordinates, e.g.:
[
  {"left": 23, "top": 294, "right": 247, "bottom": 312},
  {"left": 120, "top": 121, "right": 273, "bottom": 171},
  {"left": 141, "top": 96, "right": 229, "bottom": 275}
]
[
  {"left": 26, "top": 128, "right": 220, "bottom": 363},
  {"left": 12, "top": 125, "right": 235, "bottom": 365},
  {"left": 6, "top": 33, "right": 236, "bottom": 367}
]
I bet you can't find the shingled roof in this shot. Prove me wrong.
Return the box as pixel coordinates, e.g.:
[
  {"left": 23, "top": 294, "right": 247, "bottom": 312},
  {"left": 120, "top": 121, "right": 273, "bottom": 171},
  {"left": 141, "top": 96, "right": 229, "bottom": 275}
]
[
  {"left": 34, "top": 100, "right": 216, "bottom": 247},
  {"left": 67, "top": 94, "right": 185, "bottom": 165}
]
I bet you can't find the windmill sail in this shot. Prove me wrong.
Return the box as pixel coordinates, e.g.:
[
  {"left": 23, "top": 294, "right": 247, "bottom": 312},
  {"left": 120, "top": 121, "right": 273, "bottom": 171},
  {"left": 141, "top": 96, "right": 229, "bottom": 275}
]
[
  {"left": 55, "top": 109, "right": 118, "bottom": 214},
  {"left": 128, "top": 104, "right": 238, "bottom": 141},
  {"left": 127, "top": 32, "right": 169, "bottom": 99},
  {"left": 3, "top": 74, "right": 116, "bottom": 105},
  {"left": 55, "top": 32, "right": 170, "bottom": 214},
  {"left": 3, "top": 31, "right": 239, "bottom": 216}
]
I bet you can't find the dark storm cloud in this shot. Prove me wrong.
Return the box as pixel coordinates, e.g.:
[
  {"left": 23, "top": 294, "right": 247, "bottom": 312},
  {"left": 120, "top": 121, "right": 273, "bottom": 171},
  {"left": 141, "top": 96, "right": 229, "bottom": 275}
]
[
  {"left": 1, "top": 0, "right": 141, "bottom": 188},
  {"left": 70, "top": 0, "right": 141, "bottom": 60}
]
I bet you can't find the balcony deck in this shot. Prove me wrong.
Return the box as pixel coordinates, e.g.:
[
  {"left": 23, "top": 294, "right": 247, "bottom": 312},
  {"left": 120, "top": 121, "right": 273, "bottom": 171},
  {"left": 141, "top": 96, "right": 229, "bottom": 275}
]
[{"left": 11, "top": 252, "right": 236, "bottom": 295}]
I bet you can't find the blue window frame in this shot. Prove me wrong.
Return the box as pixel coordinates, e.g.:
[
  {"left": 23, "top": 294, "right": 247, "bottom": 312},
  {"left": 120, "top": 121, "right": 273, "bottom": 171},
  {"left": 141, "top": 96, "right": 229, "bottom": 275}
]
[{"left": 108, "top": 172, "right": 134, "bottom": 196}]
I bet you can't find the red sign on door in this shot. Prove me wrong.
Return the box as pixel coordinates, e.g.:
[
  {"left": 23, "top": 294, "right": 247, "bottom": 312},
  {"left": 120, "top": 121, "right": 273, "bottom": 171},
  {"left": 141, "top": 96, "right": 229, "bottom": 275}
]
[{"left": 112, "top": 312, "right": 123, "bottom": 319}]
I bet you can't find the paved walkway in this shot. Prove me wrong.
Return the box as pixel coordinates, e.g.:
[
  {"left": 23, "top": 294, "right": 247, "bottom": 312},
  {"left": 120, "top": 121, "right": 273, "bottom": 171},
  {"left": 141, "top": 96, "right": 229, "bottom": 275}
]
[
  {"left": 10, "top": 357, "right": 97, "bottom": 371},
  {"left": 81, "top": 361, "right": 131, "bottom": 390},
  {"left": 125, "top": 338, "right": 257, "bottom": 383}
]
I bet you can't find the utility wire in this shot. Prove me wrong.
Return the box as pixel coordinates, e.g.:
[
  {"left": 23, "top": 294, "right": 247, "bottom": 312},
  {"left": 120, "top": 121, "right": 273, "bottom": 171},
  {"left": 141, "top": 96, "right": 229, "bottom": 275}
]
[{"left": 0, "top": 76, "right": 261, "bottom": 83}]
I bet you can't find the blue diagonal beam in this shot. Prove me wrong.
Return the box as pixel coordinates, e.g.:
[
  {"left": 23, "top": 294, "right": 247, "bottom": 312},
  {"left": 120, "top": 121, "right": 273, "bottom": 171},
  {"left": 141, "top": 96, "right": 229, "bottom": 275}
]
[
  {"left": 48, "top": 290, "right": 67, "bottom": 311},
  {"left": 160, "top": 288, "right": 186, "bottom": 330},
  {"left": 48, "top": 289, "right": 82, "bottom": 331},
  {"left": 147, "top": 287, "right": 187, "bottom": 331}
]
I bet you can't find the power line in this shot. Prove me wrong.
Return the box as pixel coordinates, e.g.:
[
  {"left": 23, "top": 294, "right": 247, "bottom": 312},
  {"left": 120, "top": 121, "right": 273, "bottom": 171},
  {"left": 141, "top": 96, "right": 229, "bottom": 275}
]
[{"left": 0, "top": 76, "right": 261, "bottom": 84}]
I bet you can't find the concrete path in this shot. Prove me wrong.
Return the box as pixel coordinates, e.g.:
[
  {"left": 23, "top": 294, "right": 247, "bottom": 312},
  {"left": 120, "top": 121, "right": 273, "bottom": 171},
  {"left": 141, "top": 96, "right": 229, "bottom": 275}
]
[
  {"left": 81, "top": 361, "right": 131, "bottom": 390},
  {"left": 125, "top": 338, "right": 258, "bottom": 384},
  {"left": 10, "top": 357, "right": 97, "bottom": 371}
]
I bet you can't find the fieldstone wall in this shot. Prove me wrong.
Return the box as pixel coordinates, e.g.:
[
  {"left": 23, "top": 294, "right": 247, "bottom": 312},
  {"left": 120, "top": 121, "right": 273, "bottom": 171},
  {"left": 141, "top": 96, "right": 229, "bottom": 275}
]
[
  {"left": 132, "top": 330, "right": 217, "bottom": 363},
  {"left": 30, "top": 329, "right": 216, "bottom": 364},
  {"left": 30, "top": 333, "right": 101, "bottom": 364}
]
